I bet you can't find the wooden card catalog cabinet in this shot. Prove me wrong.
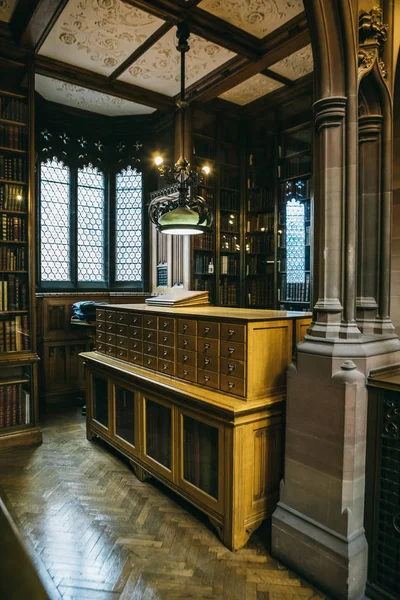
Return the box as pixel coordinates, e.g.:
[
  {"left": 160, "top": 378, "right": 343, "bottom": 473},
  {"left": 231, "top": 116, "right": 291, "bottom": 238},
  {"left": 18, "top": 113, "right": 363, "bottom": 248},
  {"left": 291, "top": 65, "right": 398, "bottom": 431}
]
[{"left": 83, "top": 305, "right": 311, "bottom": 550}]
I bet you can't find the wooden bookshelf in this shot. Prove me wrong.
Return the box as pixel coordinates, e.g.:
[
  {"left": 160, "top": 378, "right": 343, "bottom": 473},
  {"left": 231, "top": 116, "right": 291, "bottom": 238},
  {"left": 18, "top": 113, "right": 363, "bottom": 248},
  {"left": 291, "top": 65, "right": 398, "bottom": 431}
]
[{"left": 0, "top": 48, "right": 41, "bottom": 449}]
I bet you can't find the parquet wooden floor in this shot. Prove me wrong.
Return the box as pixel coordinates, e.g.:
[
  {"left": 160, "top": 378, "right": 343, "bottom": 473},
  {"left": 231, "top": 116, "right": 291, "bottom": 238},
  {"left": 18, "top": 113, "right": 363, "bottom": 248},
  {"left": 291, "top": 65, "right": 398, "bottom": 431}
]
[{"left": 0, "top": 407, "right": 327, "bottom": 600}]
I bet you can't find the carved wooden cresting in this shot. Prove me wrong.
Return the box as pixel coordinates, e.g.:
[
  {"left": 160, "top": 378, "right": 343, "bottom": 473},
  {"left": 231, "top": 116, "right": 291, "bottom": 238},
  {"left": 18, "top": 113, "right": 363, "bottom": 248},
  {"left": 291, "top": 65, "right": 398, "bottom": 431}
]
[{"left": 83, "top": 304, "right": 311, "bottom": 550}]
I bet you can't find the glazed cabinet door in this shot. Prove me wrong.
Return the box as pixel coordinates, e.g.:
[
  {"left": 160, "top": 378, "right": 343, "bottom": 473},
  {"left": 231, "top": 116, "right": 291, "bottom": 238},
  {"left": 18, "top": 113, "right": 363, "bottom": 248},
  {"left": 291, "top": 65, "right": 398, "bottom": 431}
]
[
  {"left": 178, "top": 408, "right": 225, "bottom": 514},
  {"left": 142, "top": 394, "right": 174, "bottom": 481},
  {"left": 90, "top": 373, "right": 111, "bottom": 434},
  {"left": 112, "top": 381, "right": 139, "bottom": 456}
]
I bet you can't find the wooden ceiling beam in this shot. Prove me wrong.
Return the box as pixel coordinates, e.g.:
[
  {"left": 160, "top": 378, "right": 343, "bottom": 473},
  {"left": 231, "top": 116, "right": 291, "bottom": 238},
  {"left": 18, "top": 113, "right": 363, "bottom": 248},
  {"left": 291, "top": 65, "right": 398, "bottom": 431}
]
[
  {"left": 124, "top": 0, "right": 261, "bottom": 60},
  {"left": 261, "top": 69, "right": 295, "bottom": 87},
  {"left": 35, "top": 55, "right": 175, "bottom": 111},
  {"left": 188, "top": 19, "right": 310, "bottom": 103},
  {"left": 11, "top": 0, "right": 69, "bottom": 51},
  {"left": 109, "top": 21, "right": 173, "bottom": 82}
]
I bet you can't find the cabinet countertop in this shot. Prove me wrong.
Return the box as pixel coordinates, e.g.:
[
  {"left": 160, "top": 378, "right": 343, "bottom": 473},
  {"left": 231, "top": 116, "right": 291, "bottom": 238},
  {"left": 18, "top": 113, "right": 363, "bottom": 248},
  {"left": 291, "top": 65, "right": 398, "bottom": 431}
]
[{"left": 102, "top": 304, "right": 312, "bottom": 322}]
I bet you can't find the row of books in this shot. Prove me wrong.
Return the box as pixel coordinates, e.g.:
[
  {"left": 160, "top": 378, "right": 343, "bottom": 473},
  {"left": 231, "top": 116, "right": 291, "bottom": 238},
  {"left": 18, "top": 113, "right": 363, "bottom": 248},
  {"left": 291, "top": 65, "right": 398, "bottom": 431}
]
[
  {"left": 221, "top": 234, "right": 240, "bottom": 253},
  {"left": 0, "top": 246, "right": 26, "bottom": 271},
  {"left": 247, "top": 212, "right": 274, "bottom": 232},
  {"left": 1, "top": 214, "right": 26, "bottom": 241},
  {"left": 0, "top": 316, "right": 30, "bottom": 351},
  {"left": 0, "top": 183, "right": 25, "bottom": 210},
  {"left": 0, "top": 96, "right": 28, "bottom": 123},
  {"left": 220, "top": 212, "right": 239, "bottom": 232},
  {"left": 219, "top": 280, "right": 238, "bottom": 306},
  {"left": 247, "top": 278, "right": 274, "bottom": 307},
  {"left": 0, "top": 156, "right": 26, "bottom": 182},
  {"left": 247, "top": 171, "right": 268, "bottom": 190},
  {"left": 220, "top": 190, "right": 240, "bottom": 211},
  {"left": 246, "top": 233, "right": 274, "bottom": 254},
  {"left": 246, "top": 256, "right": 273, "bottom": 276},
  {"left": 193, "top": 255, "right": 214, "bottom": 274},
  {"left": 280, "top": 273, "right": 311, "bottom": 302},
  {"left": 0, "top": 383, "right": 30, "bottom": 429},
  {"left": 193, "top": 277, "right": 213, "bottom": 294},
  {"left": 247, "top": 189, "right": 273, "bottom": 212},
  {"left": 220, "top": 255, "right": 239, "bottom": 275},
  {"left": 193, "top": 232, "right": 213, "bottom": 250},
  {"left": 0, "top": 276, "right": 28, "bottom": 310},
  {"left": 220, "top": 171, "right": 239, "bottom": 190},
  {"left": 278, "top": 156, "right": 311, "bottom": 179},
  {"left": 196, "top": 187, "right": 214, "bottom": 203},
  {"left": 0, "top": 125, "right": 27, "bottom": 150}
]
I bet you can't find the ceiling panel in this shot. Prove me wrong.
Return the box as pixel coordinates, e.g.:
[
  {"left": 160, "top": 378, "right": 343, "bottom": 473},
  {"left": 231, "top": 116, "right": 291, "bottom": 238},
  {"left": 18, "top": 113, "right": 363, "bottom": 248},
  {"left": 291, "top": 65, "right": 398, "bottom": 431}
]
[
  {"left": 118, "top": 29, "right": 236, "bottom": 97},
  {"left": 219, "top": 73, "right": 284, "bottom": 106},
  {"left": 39, "top": 0, "right": 164, "bottom": 75},
  {"left": 35, "top": 74, "right": 156, "bottom": 116},
  {"left": 198, "top": 0, "right": 304, "bottom": 39},
  {"left": 269, "top": 43, "right": 313, "bottom": 80},
  {"left": 0, "top": 0, "right": 17, "bottom": 23}
]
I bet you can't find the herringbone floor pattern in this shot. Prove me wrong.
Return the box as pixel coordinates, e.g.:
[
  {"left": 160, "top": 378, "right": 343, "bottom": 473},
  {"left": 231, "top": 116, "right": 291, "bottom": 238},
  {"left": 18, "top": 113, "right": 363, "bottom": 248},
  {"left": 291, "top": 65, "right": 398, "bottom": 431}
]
[{"left": 0, "top": 407, "right": 326, "bottom": 599}]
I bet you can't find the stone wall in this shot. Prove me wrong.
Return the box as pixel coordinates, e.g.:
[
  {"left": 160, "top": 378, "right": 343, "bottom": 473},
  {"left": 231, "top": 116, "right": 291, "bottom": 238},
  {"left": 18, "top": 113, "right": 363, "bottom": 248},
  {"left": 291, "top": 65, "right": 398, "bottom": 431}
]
[{"left": 391, "top": 61, "right": 400, "bottom": 331}]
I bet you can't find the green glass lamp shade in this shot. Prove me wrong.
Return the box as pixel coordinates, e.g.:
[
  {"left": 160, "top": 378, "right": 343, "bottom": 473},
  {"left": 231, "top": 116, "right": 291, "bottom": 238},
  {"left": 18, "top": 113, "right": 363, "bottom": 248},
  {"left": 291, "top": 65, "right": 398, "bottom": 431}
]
[{"left": 158, "top": 206, "right": 204, "bottom": 235}]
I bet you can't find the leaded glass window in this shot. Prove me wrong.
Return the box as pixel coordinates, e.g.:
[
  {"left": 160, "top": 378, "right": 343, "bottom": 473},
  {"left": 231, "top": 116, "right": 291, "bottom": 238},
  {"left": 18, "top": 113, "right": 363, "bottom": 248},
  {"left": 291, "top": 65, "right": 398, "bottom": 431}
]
[
  {"left": 286, "top": 179, "right": 305, "bottom": 284},
  {"left": 40, "top": 159, "right": 70, "bottom": 281},
  {"left": 116, "top": 168, "right": 142, "bottom": 282},
  {"left": 77, "top": 166, "right": 105, "bottom": 282}
]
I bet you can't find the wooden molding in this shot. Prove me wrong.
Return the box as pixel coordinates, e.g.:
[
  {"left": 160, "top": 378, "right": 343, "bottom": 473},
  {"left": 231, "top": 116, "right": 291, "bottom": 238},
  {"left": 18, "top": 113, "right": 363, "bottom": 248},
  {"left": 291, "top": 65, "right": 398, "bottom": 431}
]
[
  {"left": 261, "top": 68, "right": 295, "bottom": 87},
  {"left": 35, "top": 55, "right": 175, "bottom": 111},
  {"left": 11, "top": 0, "right": 69, "bottom": 52},
  {"left": 109, "top": 21, "right": 174, "bottom": 82},
  {"left": 244, "top": 73, "right": 313, "bottom": 118}
]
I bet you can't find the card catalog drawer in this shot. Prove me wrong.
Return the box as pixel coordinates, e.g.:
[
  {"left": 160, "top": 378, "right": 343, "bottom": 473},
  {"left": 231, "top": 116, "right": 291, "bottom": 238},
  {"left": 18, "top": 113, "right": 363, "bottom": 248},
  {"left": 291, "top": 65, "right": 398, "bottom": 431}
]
[
  {"left": 220, "top": 357, "right": 245, "bottom": 379},
  {"left": 143, "top": 328, "right": 157, "bottom": 343},
  {"left": 198, "top": 369, "right": 219, "bottom": 390},
  {"left": 116, "top": 311, "right": 129, "bottom": 325},
  {"left": 143, "top": 315, "right": 157, "bottom": 330},
  {"left": 159, "top": 331, "right": 175, "bottom": 347},
  {"left": 158, "top": 345, "right": 175, "bottom": 361},
  {"left": 178, "top": 334, "right": 197, "bottom": 352},
  {"left": 128, "top": 351, "right": 143, "bottom": 366},
  {"left": 220, "top": 341, "right": 245, "bottom": 361},
  {"left": 130, "top": 326, "right": 143, "bottom": 340},
  {"left": 106, "top": 344, "right": 116, "bottom": 357},
  {"left": 96, "top": 309, "right": 105, "bottom": 321},
  {"left": 105, "top": 333, "right": 116, "bottom": 345},
  {"left": 177, "top": 349, "right": 196, "bottom": 367},
  {"left": 106, "top": 322, "right": 116, "bottom": 334},
  {"left": 177, "top": 318, "right": 197, "bottom": 336},
  {"left": 198, "top": 337, "right": 219, "bottom": 355},
  {"left": 96, "top": 342, "right": 105, "bottom": 353},
  {"left": 116, "top": 324, "right": 128, "bottom": 337},
  {"left": 143, "top": 355, "right": 157, "bottom": 370},
  {"left": 116, "top": 335, "right": 128, "bottom": 350},
  {"left": 220, "top": 374, "right": 245, "bottom": 397},
  {"left": 198, "top": 320, "right": 219, "bottom": 339},
  {"left": 158, "top": 360, "right": 174, "bottom": 376},
  {"left": 96, "top": 331, "right": 105, "bottom": 344},
  {"left": 129, "top": 339, "right": 143, "bottom": 353},
  {"left": 116, "top": 348, "right": 128, "bottom": 361},
  {"left": 221, "top": 323, "right": 245, "bottom": 343},
  {"left": 158, "top": 317, "right": 175, "bottom": 333},
  {"left": 177, "top": 364, "right": 196, "bottom": 383},
  {"left": 97, "top": 321, "right": 105, "bottom": 332},
  {"left": 130, "top": 314, "right": 143, "bottom": 327},
  {"left": 106, "top": 310, "right": 116, "bottom": 323},
  {"left": 197, "top": 353, "right": 219, "bottom": 373},
  {"left": 143, "top": 342, "right": 157, "bottom": 357}
]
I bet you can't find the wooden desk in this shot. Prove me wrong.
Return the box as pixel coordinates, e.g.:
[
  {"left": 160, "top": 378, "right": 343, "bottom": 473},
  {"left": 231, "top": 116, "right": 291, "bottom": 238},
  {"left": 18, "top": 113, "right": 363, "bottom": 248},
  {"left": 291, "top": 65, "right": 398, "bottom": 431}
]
[{"left": 83, "top": 305, "right": 311, "bottom": 550}]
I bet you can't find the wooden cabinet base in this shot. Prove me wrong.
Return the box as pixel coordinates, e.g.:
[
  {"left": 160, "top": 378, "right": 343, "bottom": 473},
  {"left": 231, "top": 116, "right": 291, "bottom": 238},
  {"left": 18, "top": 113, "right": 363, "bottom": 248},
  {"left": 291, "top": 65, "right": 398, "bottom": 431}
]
[
  {"left": 83, "top": 351, "right": 284, "bottom": 551},
  {"left": 0, "top": 426, "right": 42, "bottom": 450}
]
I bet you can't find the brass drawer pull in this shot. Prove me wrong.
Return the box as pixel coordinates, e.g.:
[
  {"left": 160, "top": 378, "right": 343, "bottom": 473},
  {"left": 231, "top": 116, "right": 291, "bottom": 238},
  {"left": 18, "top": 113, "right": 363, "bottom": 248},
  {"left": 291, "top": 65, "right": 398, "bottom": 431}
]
[
  {"left": 228, "top": 363, "right": 235, "bottom": 372},
  {"left": 133, "top": 330, "right": 138, "bottom": 337},
  {"left": 133, "top": 355, "right": 138, "bottom": 361},
  {"left": 204, "top": 327, "right": 211, "bottom": 334},
  {"left": 183, "top": 355, "right": 189, "bottom": 362},
  {"left": 107, "top": 336, "right": 113, "bottom": 342},
  {"left": 107, "top": 314, "right": 113, "bottom": 320},
  {"left": 183, "top": 324, "right": 188, "bottom": 331},
  {"left": 228, "top": 329, "right": 235, "bottom": 337},
  {"left": 133, "top": 343, "right": 138, "bottom": 349},
  {"left": 147, "top": 346, "right": 152, "bottom": 353},
  {"left": 118, "top": 351, "right": 124, "bottom": 357},
  {"left": 119, "top": 340, "right": 123, "bottom": 345},
  {"left": 147, "top": 358, "right": 152, "bottom": 365},
  {"left": 147, "top": 333, "right": 153, "bottom": 339},
  {"left": 204, "top": 358, "right": 210, "bottom": 366},
  {"left": 163, "top": 350, "right": 168, "bottom": 357},
  {"left": 163, "top": 321, "right": 168, "bottom": 329},
  {"left": 107, "top": 325, "right": 113, "bottom": 331},
  {"left": 183, "top": 339, "right": 189, "bottom": 346},
  {"left": 228, "top": 347, "right": 235, "bottom": 355},
  {"left": 163, "top": 364, "right": 168, "bottom": 371},
  {"left": 133, "top": 317, "right": 138, "bottom": 324},
  {"left": 204, "top": 375, "right": 210, "bottom": 382},
  {"left": 147, "top": 319, "right": 153, "bottom": 326},
  {"left": 163, "top": 335, "right": 168, "bottom": 343},
  {"left": 228, "top": 381, "right": 235, "bottom": 389},
  {"left": 183, "top": 369, "right": 189, "bottom": 376},
  {"left": 118, "top": 316, "right": 124, "bottom": 321},
  {"left": 204, "top": 343, "right": 210, "bottom": 350},
  {"left": 98, "top": 333, "right": 103, "bottom": 339}
]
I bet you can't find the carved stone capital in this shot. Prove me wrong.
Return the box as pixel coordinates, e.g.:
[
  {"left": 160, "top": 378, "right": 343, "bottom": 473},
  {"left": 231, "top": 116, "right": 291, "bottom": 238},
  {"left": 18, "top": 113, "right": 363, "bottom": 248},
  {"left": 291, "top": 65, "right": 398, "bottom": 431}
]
[
  {"left": 313, "top": 96, "right": 346, "bottom": 132},
  {"left": 358, "top": 6, "right": 389, "bottom": 82}
]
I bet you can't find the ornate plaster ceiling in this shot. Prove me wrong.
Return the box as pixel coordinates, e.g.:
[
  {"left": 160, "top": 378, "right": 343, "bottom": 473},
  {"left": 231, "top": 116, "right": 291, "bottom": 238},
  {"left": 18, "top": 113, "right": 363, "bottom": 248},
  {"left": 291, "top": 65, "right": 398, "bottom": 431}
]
[
  {"left": 118, "top": 28, "right": 236, "bottom": 97},
  {"left": 219, "top": 73, "right": 284, "bottom": 105},
  {"left": 198, "top": 0, "right": 304, "bottom": 39},
  {"left": 0, "top": 0, "right": 17, "bottom": 22},
  {"left": 39, "top": 0, "right": 164, "bottom": 75},
  {"left": 269, "top": 43, "right": 313, "bottom": 80},
  {"left": 35, "top": 74, "right": 156, "bottom": 116}
]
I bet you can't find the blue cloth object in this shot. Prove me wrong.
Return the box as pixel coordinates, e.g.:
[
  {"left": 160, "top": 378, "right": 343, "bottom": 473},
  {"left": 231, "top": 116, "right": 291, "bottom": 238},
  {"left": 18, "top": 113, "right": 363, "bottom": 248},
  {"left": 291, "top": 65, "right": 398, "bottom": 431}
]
[{"left": 72, "top": 301, "right": 108, "bottom": 321}]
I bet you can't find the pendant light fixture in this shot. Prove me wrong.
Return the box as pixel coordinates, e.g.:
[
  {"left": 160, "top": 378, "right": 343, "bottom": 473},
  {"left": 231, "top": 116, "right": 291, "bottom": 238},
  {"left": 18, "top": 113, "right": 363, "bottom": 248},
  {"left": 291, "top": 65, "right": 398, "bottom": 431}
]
[{"left": 149, "top": 23, "right": 213, "bottom": 236}]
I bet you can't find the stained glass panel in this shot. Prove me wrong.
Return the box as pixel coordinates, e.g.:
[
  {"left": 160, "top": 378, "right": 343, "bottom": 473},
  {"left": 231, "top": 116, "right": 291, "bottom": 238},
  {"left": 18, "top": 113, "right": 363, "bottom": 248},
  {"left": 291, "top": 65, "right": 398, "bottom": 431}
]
[
  {"left": 116, "top": 168, "right": 142, "bottom": 281},
  {"left": 286, "top": 181, "right": 305, "bottom": 284},
  {"left": 40, "top": 159, "right": 70, "bottom": 281},
  {"left": 77, "top": 166, "right": 105, "bottom": 282}
]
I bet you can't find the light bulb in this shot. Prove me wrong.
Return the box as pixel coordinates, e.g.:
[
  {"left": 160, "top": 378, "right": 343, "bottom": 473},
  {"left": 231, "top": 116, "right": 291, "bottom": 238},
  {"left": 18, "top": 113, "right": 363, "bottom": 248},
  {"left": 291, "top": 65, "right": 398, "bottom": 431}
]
[
  {"left": 16, "top": 195, "right": 22, "bottom": 201},
  {"left": 154, "top": 156, "right": 163, "bottom": 166},
  {"left": 202, "top": 165, "right": 211, "bottom": 175}
]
